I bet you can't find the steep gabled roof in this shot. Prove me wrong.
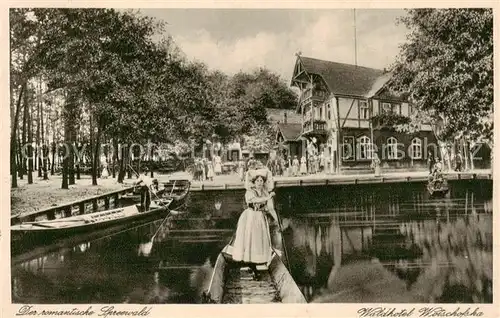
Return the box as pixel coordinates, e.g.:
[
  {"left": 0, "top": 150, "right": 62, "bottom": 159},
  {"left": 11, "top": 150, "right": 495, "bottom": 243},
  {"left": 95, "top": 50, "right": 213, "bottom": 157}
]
[
  {"left": 277, "top": 123, "right": 302, "bottom": 141},
  {"left": 294, "top": 56, "right": 386, "bottom": 98}
]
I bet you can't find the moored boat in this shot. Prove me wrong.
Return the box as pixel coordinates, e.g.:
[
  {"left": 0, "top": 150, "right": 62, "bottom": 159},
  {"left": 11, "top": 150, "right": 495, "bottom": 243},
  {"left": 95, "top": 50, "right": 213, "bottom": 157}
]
[
  {"left": 122, "top": 178, "right": 191, "bottom": 211},
  {"left": 427, "top": 174, "right": 449, "bottom": 197},
  {"left": 11, "top": 199, "right": 173, "bottom": 250}
]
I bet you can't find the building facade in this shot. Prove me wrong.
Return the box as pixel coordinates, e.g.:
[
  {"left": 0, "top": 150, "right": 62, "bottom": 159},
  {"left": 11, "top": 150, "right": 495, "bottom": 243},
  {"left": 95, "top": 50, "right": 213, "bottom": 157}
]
[{"left": 290, "top": 55, "right": 437, "bottom": 173}]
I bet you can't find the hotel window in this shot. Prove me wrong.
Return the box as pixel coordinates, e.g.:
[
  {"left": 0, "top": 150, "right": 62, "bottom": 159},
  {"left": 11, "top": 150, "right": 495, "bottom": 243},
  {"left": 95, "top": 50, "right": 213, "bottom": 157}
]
[
  {"left": 411, "top": 138, "right": 422, "bottom": 159},
  {"left": 359, "top": 100, "right": 369, "bottom": 119},
  {"left": 387, "top": 137, "right": 398, "bottom": 160},
  {"left": 382, "top": 102, "right": 392, "bottom": 114},
  {"left": 357, "top": 135, "right": 372, "bottom": 160}
]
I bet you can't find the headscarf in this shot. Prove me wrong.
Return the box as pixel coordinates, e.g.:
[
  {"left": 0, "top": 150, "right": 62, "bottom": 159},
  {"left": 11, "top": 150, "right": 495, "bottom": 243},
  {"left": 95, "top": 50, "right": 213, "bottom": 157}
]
[{"left": 244, "top": 167, "right": 274, "bottom": 191}]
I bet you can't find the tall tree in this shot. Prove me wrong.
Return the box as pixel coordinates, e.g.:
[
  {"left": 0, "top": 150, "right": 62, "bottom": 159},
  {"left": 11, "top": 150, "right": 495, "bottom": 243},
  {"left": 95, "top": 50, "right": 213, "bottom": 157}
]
[{"left": 389, "top": 9, "right": 493, "bottom": 146}]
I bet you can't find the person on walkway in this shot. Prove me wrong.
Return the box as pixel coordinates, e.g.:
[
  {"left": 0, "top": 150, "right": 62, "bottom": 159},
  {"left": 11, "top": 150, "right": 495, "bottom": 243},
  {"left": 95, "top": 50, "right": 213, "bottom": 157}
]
[
  {"left": 206, "top": 160, "right": 214, "bottom": 181},
  {"left": 455, "top": 152, "right": 463, "bottom": 172},
  {"left": 101, "top": 162, "right": 109, "bottom": 179},
  {"left": 292, "top": 156, "right": 299, "bottom": 176},
  {"left": 194, "top": 159, "right": 203, "bottom": 181},
  {"left": 224, "top": 169, "right": 277, "bottom": 280},
  {"left": 371, "top": 153, "right": 381, "bottom": 177},
  {"left": 214, "top": 154, "right": 222, "bottom": 175},
  {"left": 238, "top": 160, "right": 246, "bottom": 181},
  {"left": 319, "top": 151, "right": 325, "bottom": 173},
  {"left": 136, "top": 168, "right": 154, "bottom": 211},
  {"left": 203, "top": 158, "right": 210, "bottom": 180},
  {"left": 300, "top": 156, "right": 307, "bottom": 175},
  {"left": 427, "top": 151, "right": 435, "bottom": 175}
]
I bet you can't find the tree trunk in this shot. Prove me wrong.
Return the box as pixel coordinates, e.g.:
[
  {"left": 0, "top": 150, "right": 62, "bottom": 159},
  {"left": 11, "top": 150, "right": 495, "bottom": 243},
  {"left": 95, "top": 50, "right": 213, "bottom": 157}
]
[
  {"left": 127, "top": 150, "right": 132, "bottom": 179},
  {"left": 150, "top": 142, "right": 154, "bottom": 178},
  {"left": 112, "top": 139, "right": 118, "bottom": 179},
  {"left": 37, "top": 81, "right": 42, "bottom": 178},
  {"left": 17, "top": 135, "right": 23, "bottom": 179},
  {"left": 43, "top": 144, "right": 49, "bottom": 180},
  {"left": 26, "top": 84, "right": 33, "bottom": 185},
  {"left": 21, "top": 87, "right": 28, "bottom": 179},
  {"left": 51, "top": 141, "right": 56, "bottom": 175},
  {"left": 92, "top": 126, "right": 102, "bottom": 186},
  {"left": 76, "top": 143, "right": 81, "bottom": 180},
  {"left": 10, "top": 84, "right": 25, "bottom": 188},
  {"left": 68, "top": 134, "right": 75, "bottom": 185},
  {"left": 66, "top": 93, "right": 77, "bottom": 186},
  {"left": 61, "top": 143, "right": 69, "bottom": 189},
  {"left": 117, "top": 145, "right": 126, "bottom": 183}
]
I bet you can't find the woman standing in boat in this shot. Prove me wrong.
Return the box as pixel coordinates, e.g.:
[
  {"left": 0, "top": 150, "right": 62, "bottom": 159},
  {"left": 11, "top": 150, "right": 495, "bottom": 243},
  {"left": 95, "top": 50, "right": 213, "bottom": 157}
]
[{"left": 224, "top": 169, "right": 277, "bottom": 279}]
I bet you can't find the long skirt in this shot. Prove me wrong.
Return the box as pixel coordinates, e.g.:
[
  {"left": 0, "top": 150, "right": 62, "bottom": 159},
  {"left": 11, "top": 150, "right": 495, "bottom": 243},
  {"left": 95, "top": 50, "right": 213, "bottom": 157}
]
[
  {"left": 223, "top": 208, "right": 273, "bottom": 265},
  {"left": 300, "top": 163, "right": 307, "bottom": 174},
  {"left": 214, "top": 163, "right": 222, "bottom": 174}
]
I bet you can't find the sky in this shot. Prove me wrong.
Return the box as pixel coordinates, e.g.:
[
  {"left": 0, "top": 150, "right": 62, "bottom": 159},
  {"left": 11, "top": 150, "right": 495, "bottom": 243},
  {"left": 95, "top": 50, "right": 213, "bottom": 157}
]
[{"left": 138, "top": 9, "right": 410, "bottom": 81}]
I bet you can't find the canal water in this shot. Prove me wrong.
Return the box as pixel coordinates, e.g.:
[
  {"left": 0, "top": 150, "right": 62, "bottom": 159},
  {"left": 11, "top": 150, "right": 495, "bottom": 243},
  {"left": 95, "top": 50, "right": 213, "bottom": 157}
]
[{"left": 11, "top": 179, "right": 492, "bottom": 304}]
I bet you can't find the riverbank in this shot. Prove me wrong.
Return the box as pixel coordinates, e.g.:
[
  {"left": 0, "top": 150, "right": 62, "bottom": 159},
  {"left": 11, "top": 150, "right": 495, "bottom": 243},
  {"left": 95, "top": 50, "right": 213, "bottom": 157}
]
[
  {"left": 187, "top": 169, "right": 492, "bottom": 190},
  {"left": 10, "top": 169, "right": 492, "bottom": 215},
  {"left": 10, "top": 176, "right": 127, "bottom": 216}
]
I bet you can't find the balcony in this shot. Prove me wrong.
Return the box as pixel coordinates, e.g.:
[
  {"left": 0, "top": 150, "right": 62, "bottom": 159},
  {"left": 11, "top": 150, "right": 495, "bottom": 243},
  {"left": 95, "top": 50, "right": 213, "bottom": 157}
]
[
  {"left": 299, "top": 88, "right": 328, "bottom": 109},
  {"left": 371, "top": 113, "right": 411, "bottom": 130},
  {"left": 302, "top": 119, "right": 328, "bottom": 137}
]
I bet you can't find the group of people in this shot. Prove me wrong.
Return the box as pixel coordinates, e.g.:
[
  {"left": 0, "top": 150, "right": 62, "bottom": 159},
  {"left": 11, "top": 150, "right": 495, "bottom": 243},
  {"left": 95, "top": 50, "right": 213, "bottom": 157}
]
[
  {"left": 223, "top": 161, "right": 279, "bottom": 280},
  {"left": 289, "top": 153, "right": 329, "bottom": 176},
  {"left": 264, "top": 153, "right": 331, "bottom": 178},
  {"left": 427, "top": 151, "right": 464, "bottom": 174},
  {"left": 193, "top": 156, "right": 223, "bottom": 181}
]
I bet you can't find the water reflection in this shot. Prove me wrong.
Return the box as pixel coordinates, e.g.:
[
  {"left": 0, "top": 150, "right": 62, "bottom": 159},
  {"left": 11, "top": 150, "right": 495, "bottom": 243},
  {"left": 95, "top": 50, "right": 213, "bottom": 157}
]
[
  {"left": 12, "top": 215, "right": 232, "bottom": 304},
  {"left": 281, "top": 181, "right": 492, "bottom": 303},
  {"left": 12, "top": 180, "right": 492, "bottom": 304}
]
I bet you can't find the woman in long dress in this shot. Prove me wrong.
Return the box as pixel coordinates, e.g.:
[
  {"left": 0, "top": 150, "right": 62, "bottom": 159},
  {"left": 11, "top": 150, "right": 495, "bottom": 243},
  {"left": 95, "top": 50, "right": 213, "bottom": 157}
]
[
  {"left": 214, "top": 155, "right": 222, "bottom": 175},
  {"left": 101, "top": 162, "right": 109, "bottom": 179},
  {"left": 206, "top": 161, "right": 214, "bottom": 181},
  {"left": 292, "top": 156, "right": 299, "bottom": 176},
  {"left": 300, "top": 156, "right": 307, "bottom": 175},
  {"left": 223, "top": 170, "right": 276, "bottom": 279}
]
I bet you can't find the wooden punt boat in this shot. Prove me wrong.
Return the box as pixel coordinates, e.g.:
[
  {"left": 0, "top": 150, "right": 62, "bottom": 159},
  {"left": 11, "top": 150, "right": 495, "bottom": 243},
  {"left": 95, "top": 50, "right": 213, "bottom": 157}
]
[
  {"left": 121, "top": 178, "right": 191, "bottom": 210},
  {"left": 427, "top": 176, "right": 449, "bottom": 197},
  {"left": 202, "top": 249, "right": 307, "bottom": 304},
  {"left": 202, "top": 224, "right": 306, "bottom": 305},
  {"left": 11, "top": 199, "right": 173, "bottom": 249}
]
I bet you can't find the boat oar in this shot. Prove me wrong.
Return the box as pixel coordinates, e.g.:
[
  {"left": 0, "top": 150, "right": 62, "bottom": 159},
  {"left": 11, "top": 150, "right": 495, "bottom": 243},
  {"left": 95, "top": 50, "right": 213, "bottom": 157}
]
[
  {"left": 139, "top": 211, "right": 172, "bottom": 257},
  {"left": 271, "top": 196, "right": 291, "bottom": 269}
]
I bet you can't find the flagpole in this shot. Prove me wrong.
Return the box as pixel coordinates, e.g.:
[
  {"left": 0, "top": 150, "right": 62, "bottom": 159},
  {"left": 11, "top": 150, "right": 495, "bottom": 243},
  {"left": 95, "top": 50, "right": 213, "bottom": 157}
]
[{"left": 354, "top": 9, "right": 358, "bottom": 67}]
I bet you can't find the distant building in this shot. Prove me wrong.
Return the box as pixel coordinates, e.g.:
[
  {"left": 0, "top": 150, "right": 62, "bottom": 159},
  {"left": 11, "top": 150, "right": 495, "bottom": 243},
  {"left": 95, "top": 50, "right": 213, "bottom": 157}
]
[
  {"left": 290, "top": 55, "right": 437, "bottom": 173},
  {"left": 266, "top": 108, "right": 304, "bottom": 161}
]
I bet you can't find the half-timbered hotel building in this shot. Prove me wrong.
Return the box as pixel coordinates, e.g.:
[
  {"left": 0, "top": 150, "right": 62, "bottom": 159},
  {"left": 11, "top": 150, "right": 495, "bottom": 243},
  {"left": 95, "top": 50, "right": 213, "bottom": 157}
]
[{"left": 290, "top": 55, "right": 437, "bottom": 173}]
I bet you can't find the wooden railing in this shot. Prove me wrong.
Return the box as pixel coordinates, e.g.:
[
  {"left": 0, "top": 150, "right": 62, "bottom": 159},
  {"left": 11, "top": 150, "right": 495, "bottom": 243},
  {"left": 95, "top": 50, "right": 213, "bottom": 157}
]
[
  {"left": 303, "top": 119, "right": 328, "bottom": 135},
  {"left": 11, "top": 186, "right": 136, "bottom": 226}
]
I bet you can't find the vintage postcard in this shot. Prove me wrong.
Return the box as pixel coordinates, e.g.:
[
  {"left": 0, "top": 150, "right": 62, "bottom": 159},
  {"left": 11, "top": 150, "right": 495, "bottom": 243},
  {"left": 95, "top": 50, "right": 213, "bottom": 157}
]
[{"left": 3, "top": 1, "right": 498, "bottom": 317}]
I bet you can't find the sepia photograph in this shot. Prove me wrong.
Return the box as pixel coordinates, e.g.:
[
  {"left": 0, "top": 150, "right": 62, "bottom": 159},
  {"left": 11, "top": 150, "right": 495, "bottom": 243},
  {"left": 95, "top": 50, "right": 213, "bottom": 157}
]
[{"left": 8, "top": 6, "right": 494, "bottom": 308}]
